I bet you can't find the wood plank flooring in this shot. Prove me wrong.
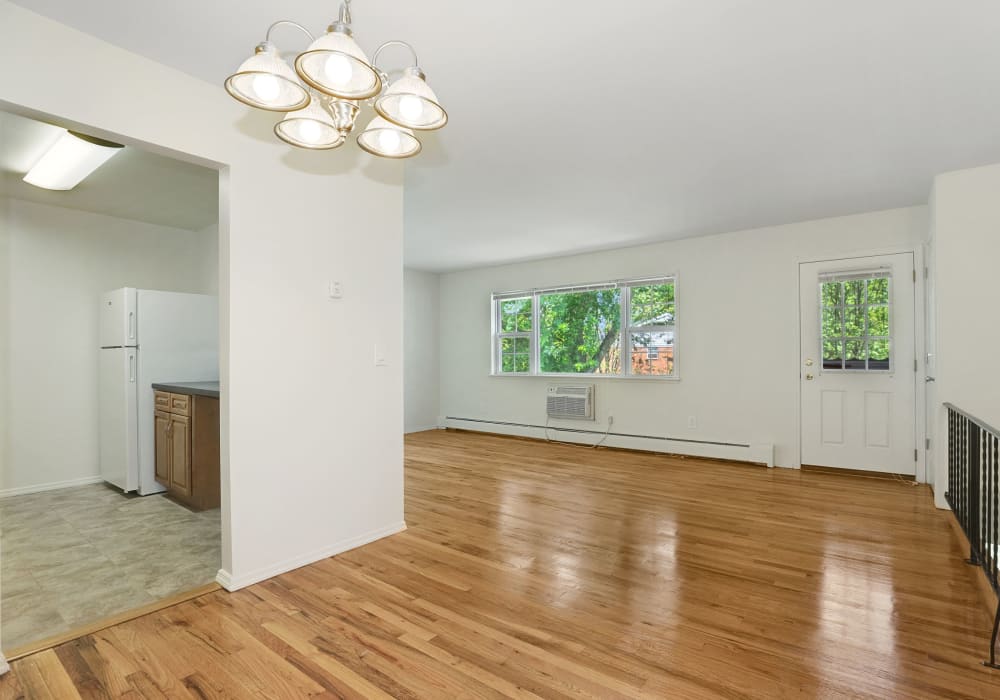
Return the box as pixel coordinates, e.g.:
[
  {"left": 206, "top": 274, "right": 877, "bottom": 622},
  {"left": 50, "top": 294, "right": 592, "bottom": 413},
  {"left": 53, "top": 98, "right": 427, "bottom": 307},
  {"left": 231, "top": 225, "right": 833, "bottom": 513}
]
[{"left": 3, "top": 429, "right": 1000, "bottom": 698}]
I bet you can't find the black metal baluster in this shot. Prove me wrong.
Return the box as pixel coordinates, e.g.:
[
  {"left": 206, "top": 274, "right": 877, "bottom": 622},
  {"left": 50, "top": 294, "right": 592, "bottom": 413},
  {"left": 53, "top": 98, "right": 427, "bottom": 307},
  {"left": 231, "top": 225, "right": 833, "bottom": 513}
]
[
  {"left": 949, "top": 409, "right": 955, "bottom": 504},
  {"left": 994, "top": 436, "right": 999, "bottom": 591},
  {"left": 982, "top": 428, "right": 988, "bottom": 570},
  {"left": 959, "top": 410, "right": 963, "bottom": 521},
  {"left": 955, "top": 416, "right": 969, "bottom": 532},
  {"left": 965, "top": 416, "right": 970, "bottom": 531},
  {"left": 989, "top": 433, "right": 996, "bottom": 591},
  {"left": 970, "top": 422, "right": 981, "bottom": 565}
]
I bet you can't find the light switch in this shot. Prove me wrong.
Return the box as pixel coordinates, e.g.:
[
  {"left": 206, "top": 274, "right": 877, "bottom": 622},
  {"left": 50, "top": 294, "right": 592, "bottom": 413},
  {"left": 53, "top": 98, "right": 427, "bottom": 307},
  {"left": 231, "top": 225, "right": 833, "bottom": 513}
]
[
  {"left": 328, "top": 281, "right": 343, "bottom": 299},
  {"left": 374, "top": 344, "right": 387, "bottom": 367}
]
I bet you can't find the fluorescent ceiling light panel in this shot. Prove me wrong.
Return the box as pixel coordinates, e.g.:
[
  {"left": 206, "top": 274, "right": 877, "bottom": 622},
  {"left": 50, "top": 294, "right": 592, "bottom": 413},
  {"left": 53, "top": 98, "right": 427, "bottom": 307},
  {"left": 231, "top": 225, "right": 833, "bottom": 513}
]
[{"left": 23, "top": 130, "right": 124, "bottom": 190}]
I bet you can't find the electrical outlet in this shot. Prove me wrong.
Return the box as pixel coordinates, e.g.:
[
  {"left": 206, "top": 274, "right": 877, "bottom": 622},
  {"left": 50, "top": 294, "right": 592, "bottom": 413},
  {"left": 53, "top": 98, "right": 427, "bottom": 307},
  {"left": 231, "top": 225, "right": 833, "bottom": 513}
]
[
  {"left": 687, "top": 415, "right": 697, "bottom": 429},
  {"left": 607, "top": 415, "right": 614, "bottom": 426}
]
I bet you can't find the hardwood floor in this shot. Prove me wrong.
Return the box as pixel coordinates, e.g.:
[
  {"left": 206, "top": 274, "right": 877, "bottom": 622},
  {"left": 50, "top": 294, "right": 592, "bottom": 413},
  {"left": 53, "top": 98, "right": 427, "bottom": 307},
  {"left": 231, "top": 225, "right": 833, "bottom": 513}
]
[{"left": 3, "top": 429, "right": 1000, "bottom": 698}]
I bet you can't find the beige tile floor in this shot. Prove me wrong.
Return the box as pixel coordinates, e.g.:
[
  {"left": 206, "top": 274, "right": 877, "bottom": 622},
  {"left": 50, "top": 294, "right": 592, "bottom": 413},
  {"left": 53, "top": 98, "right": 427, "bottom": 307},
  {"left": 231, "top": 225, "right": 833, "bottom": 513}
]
[{"left": 0, "top": 483, "right": 220, "bottom": 651}]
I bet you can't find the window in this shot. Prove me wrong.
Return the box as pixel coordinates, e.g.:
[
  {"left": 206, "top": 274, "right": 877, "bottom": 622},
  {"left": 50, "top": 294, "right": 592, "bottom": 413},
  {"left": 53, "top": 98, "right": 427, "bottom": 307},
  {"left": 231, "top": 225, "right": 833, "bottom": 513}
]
[
  {"left": 495, "top": 296, "right": 532, "bottom": 374},
  {"left": 820, "top": 272, "right": 891, "bottom": 371},
  {"left": 539, "top": 285, "right": 621, "bottom": 374},
  {"left": 627, "top": 282, "right": 675, "bottom": 376},
  {"left": 492, "top": 277, "right": 676, "bottom": 378}
]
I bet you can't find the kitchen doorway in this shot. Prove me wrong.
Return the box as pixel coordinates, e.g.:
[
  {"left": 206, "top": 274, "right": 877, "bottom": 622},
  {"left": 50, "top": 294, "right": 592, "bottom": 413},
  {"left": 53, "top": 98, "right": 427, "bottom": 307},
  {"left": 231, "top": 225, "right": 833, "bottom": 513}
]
[{"left": 0, "top": 107, "right": 225, "bottom": 656}]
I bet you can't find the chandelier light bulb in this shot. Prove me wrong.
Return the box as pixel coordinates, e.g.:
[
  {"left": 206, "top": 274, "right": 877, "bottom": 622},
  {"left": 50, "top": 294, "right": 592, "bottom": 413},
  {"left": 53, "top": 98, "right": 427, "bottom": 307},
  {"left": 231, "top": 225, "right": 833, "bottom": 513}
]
[
  {"left": 378, "top": 128, "right": 401, "bottom": 154},
  {"left": 356, "top": 115, "right": 421, "bottom": 158},
  {"left": 398, "top": 94, "right": 424, "bottom": 122},
  {"left": 324, "top": 54, "right": 354, "bottom": 86},
  {"left": 298, "top": 119, "right": 322, "bottom": 144},
  {"left": 274, "top": 98, "right": 344, "bottom": 150},
  {"left": 251, "top": 74, "right": 281, "bottom": 103},
  {"left": 374, "top": 66, "right": 447, "bottom": 131}
]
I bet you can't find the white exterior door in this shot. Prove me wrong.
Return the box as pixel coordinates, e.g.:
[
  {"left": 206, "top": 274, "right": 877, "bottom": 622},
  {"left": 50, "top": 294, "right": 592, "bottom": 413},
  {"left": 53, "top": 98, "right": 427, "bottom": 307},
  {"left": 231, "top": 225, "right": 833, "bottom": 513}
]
[{"left": 800, "top": 253, "right": 916, "bottom": 475}]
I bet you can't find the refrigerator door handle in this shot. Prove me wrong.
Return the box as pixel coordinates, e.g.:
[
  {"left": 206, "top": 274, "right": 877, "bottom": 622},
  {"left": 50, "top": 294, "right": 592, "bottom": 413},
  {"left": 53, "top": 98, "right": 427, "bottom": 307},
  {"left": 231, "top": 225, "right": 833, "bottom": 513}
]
[
  {"left": 129, "top": 353, "right": 136, "bottom": 383},
  {"left": 128, "top": 311, "right": 136, "bottom": 342}
]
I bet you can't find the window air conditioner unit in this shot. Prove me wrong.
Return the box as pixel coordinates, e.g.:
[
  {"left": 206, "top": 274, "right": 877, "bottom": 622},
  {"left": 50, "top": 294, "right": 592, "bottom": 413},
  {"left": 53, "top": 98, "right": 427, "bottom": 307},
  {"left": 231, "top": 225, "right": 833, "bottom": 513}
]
[{"left": 546, "top": 385, "right": 595, "bottom": 421}]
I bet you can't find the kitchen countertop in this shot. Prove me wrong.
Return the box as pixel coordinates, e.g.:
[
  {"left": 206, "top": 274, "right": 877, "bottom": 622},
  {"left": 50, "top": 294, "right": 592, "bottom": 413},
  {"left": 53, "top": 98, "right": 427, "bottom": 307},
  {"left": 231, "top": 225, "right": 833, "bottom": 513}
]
[{"left": 152, "top": 381, "right": 220, "bottom": 398}]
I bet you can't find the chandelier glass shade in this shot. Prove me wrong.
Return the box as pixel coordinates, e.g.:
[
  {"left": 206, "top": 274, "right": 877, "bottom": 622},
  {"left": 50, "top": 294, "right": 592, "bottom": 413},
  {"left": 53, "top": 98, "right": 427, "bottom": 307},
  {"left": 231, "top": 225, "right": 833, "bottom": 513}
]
[
  {"left": 357, "top": 116, "right": 421, "bottom": 159},
  {"left": 375, "top": 67, "right": 447, "bottom": 131},
  {"left": 223, "top": 0, "right": 446, "bottom": 160},
  {"left": 295, "top": 29, "right": 382, "bottom": 100},
  {"left": 224, "top": 44, "right": 310, "bottom": 112},
  {"left": 274, "top": 99, "right": 344, "bottom": 150}
]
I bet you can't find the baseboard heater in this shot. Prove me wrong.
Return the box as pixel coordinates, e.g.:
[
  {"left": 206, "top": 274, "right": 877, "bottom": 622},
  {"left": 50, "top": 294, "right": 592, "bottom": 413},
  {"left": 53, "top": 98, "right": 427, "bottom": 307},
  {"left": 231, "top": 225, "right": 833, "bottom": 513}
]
[{"left": 444, "top": 416, "right": 749, "bottom": 449}]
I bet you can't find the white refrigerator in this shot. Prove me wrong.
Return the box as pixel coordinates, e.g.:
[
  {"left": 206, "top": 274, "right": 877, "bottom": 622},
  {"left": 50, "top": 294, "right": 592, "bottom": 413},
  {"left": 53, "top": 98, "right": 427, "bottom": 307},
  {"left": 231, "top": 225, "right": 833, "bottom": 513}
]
[{"left": 99, "top": 288, "right": 218, "bottom": 495}]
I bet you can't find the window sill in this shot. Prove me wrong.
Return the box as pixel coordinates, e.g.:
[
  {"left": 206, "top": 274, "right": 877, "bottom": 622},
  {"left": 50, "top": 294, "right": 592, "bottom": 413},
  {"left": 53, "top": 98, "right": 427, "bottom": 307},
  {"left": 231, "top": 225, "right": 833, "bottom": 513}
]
[{"left": 489, "top": 373, "right": 680, "bottom": 382}]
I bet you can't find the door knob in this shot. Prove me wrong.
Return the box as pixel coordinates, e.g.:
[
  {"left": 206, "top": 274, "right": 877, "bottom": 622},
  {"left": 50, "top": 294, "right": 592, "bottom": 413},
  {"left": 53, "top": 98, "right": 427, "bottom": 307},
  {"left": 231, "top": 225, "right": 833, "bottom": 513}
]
[
  {"left": 925, "top": 376, "right": 936, "bottom": 382},
  {"left": 805, "top": 373, "right": 814, "bottom": 380},
  {"left": 804, "top": 359, "right": 814, "bottom": 367}
]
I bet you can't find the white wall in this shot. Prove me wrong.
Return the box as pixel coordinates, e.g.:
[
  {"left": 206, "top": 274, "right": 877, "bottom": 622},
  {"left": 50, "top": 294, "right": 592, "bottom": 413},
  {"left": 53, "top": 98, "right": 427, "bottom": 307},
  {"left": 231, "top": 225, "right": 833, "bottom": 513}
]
[
  {"left": 0, "top": 197, "right": 8, "bottom": 494},
  {"left": 195, "top": 222, "right": 220, "bottom": 295},
  {"left": 439, "top": 207, "right": 927, "bottom": 469},
  {"left": 404, "top": 268, "right": 440, "bottom": 433},
  {"left": 0, "top": 198, "right": 217, "bottom": 495},
  {"left": 930, "top": 162, "right": 1000, "bottom": 508},
  {"left": 0, "top": 1, "right": 404, "bottom": 591}
]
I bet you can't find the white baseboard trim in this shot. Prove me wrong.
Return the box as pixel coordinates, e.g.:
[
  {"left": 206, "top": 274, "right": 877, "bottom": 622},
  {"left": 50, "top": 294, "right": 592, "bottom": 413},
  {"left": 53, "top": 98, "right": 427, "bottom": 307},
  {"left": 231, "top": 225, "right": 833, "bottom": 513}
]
[
  {"left": 0, "top": 652, "right": 9, "bottom": 675},
  {"left": 215, "top": 520, "right": 408, "bottom": 591},
  {"left": 0, "top": 475, "right": 105, "bottom": 499},
  {"left": 405, "top": 425, "right": 443, "bottom": 434},
  {"left": 443, "top": 418, "right": 774, "bottom": 466}
]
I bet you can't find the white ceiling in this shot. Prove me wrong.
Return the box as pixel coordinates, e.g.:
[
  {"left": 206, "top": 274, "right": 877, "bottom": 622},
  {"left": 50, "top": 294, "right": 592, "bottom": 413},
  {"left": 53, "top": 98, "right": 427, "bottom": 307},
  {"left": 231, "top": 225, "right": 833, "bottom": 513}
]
[
  {"left": 11, "top": 1, "right": 1000, "bottom": 270},
  {"left": 0, "top": 110, "right": 218, "bottom": 230}
]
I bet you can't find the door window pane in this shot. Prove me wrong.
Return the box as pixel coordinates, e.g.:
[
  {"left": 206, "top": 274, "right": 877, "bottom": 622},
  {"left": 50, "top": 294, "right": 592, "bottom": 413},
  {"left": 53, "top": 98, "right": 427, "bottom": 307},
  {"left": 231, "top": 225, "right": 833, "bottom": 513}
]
[
  {"left": 867, "top": 306, "right": 889, "bottom": 336},
  {"left": 844, "top": 280, "right": 865, "bottom": 306},
  {"left": 868, "top": 339, "right": 890, "bottom": 371},
  {"left": 818, "top": 274, "right": 892, "bottom": 371},
  {"left": 821, "top": 282, "right": 842, "bottom": 307},
  {"left": 844, "top": 306, "right": 865, "bottom": 336},
  {"left": 867, "top": 278, "right": 889, "bottom": 304},
  {"left": 845, "top": 339, "right": 866, "bottom": 369},
  {"left": 822, "top": 307, "right": 843, "bottom": 337},
  {"left": 823, "top": 339, "right": 844, "bottom": 370}
]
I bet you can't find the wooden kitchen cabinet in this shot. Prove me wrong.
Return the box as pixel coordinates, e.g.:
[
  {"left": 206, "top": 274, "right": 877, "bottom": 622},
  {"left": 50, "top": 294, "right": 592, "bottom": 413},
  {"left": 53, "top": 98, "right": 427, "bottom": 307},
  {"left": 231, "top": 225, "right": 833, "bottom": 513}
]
[
  {"left": 153, "top": 390, "right": 219, "bottom": 510},
  {"left": 154, "top": 410, "right": 171, "bottom": 484}
]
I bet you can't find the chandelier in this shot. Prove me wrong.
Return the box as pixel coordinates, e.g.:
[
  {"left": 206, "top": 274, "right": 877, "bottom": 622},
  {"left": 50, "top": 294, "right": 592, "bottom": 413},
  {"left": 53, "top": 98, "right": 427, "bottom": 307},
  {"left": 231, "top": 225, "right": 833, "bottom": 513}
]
[{"left": 224, "top": 0, "right": 447, "bottom": 159}]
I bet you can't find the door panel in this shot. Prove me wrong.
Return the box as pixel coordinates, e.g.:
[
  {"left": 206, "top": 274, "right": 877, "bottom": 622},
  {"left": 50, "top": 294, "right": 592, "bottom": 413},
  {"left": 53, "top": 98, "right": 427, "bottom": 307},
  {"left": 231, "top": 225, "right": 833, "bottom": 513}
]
[
  {"left": 169, "top": 414, "right": 192, "bottom": 498},
  {"left": 864, "top": 392, "right": 892, "bottom": 448},
  {"left": 800, "top": 253, "right": 916, "bottom": 474},
  {"left": 154, "top": 410, "right": 171, "bottom": 485},
  {"left": 821, "top": 391, "right": 845, "bottom": 444}
]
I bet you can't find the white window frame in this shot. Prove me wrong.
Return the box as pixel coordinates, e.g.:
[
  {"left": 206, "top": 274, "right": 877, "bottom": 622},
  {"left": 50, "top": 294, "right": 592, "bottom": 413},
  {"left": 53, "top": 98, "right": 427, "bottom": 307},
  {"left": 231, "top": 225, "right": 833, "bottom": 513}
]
[
  {"left": 817, "top": 269, "right": 894, "bottom": 375},
  {"left": 490, "top": 275, "right": 678, "bottom": 380},
  {"left": 493, "top": 293, "right": 534, "bottom": 376}
]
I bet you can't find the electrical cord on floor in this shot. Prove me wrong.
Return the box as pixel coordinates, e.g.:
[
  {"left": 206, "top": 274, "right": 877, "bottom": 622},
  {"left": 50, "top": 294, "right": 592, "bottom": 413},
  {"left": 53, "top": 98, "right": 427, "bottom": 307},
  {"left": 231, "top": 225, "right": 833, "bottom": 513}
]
[
  {"left": 593, "top": 416, "right": 613, "bottom": 449},
  {"left": 544, "top": 415, "right": 614, "bottom": 449}
]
